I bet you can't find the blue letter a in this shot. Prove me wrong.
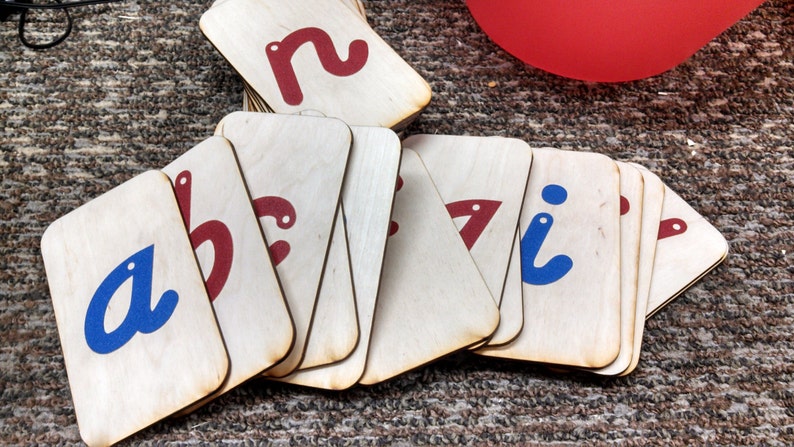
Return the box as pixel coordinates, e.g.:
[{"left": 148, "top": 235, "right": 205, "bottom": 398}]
[{"left": 84, "top": 245, "right": 179, "bottom": 354}]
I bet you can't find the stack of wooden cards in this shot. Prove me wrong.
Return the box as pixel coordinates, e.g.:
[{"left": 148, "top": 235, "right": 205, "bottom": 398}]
[
  {"left": 403, "top": 138, "right": 729, "bottom": 376},
  {"left": 41, "top": 112, "right": 727, "bottom": 446},
  {"left": 41, "top": 112, "right": 403, "bottom": 445},
  {"left": 394, "top": 135, "right": 728, "bottom": 376},
  {"left": 200, "top": 0, "right": 432, "bottom": 130}
]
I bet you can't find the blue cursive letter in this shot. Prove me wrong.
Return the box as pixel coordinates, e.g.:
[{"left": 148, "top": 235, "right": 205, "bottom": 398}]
[{"left": 84, "top": 245, "right": 178, "bottom": 354}]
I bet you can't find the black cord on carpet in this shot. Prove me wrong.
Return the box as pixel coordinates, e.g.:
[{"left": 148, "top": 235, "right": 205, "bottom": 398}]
[{"left": 0, "top": 0, "right": 125, "bottom": 49}]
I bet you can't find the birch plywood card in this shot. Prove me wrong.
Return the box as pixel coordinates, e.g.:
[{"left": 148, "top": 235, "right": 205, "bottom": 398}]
[
  {"left": 41, "top": 171, "right": 228, "bottom": 447},
  {"left": 297, "top": 214, "right": 358, "bottom": 370},
  {"left": 645, "top": 180, "right": 729, "bottom": 317},
  {"left": 266, "top": 114, "right": 357, "bottom": 372},
  {"left": 622, "top": 165, "right": 665, "bottom": 376},
  {"left": 359, "top": 149, "right": 499, "bottom": 386},
  {"left": 161, "top": 136, "right": 293, "bottom": 400},
  {"left": 242, "top": 82, "right": 273, "bottom": 113},
  {"left": 404, "top": 135, "right": 532, "bottom": 305},
  {"left": 478, "top": 148, "right": 622, "bottom": 369},
  {"left": 589, "top": 161, "right": 644, "bottom": 376},
  {"left": 477, "top": 230, "right": 524, "bottom": 348},
  {"left": 200, "top": 0, "right": 431, "bottom": 129},
  {"left": 238, "top": 0, "right": 369, "bottom": 113},
  {"left": 277, "top": 125, "right": 401, "bottom": 390},
  {"left": 210, "top": 0, "right": 367, "bottom": 22},
  {"left": 347, "top": 0, "right": 367, "bottom": 22},
  {"left": 215, "top": 112, "right": 353, "bottom": 377},
  {"left": 218, "top": 110, "right": 357, "bottom": 373}
]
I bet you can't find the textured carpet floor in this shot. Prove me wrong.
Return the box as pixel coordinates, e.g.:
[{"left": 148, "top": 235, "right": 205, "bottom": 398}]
[{"left": 1, "top": 1, "right": 792, "bottom": 445}]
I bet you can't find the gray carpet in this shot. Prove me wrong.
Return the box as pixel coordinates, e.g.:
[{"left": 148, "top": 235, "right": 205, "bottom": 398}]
[{"left": 1, "top": 0, "right": 792, "bottom": 445}]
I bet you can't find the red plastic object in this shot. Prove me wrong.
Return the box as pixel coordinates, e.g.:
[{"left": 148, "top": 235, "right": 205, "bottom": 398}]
[{"left": 465, "top": 0, "right": 765, "bottom": 82}]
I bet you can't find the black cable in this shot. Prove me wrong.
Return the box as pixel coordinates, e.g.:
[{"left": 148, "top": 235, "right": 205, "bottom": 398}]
[
  {"left": 2, "top": 0, "right": 123, "bottom": 9},
  {"left": 1, "top": 0, "right": 125, "bottom": 49},
  {"left": 17, "top": 0, "right": 72, "bottom": 49}
]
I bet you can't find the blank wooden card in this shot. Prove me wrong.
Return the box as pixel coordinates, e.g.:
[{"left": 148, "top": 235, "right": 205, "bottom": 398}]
[
  {"left": 476, "top": 229, "right": 524, "bottom": 349},
  {"left": 209, "top": 0, "right": 367, "bottom": 23},
  {"left": 297, "top": 211, "right": 358, "bottom": 370},
  {"left": 162, "top": 136, "right": 293, "bottom": 401},
  {"left": 277, "top": 125, "right": 401, "bottom": 390},
  {"left": 359, "top": 149, "right": 499, "bottom": 385},
  {"left": 622, "top": 164, "right": 666, "bottom": 376},
  {"left": 343, "top": 0, "right": 367, "bottom": 21},
  {"left": 215, "top": 111, "right": 352, "bottom": 377},
  {"left": 405, "top": 134, "right": 532, "bottom": 306},
  {"left": 41, "top": 171, "right": 228, "bottom": 447},
  {"left": 589, "top": 161, "right": 644, "bottom": 376},
  {"left": 200, "top": 0, "right": 431, "bottom": 129},
  {"left": 405, "top": 134, "right": 532, "bottom": 349}
]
